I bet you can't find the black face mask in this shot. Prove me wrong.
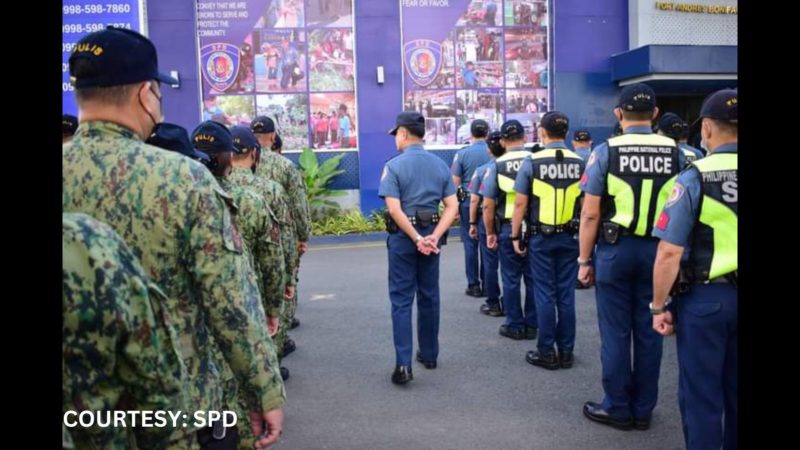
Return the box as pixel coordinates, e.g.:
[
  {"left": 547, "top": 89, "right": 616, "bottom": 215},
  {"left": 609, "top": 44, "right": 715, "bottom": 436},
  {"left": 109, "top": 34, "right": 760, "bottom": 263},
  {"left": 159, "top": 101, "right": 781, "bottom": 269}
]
[{"left": 139, "top": 83, "right": 162, "bottom": 135}]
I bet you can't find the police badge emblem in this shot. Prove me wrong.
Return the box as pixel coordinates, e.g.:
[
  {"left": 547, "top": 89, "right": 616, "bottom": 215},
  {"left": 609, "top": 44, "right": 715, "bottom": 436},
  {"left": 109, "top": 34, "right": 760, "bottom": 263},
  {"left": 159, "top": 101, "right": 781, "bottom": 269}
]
[
  {"left": 404, "top": 39, "right": 443, "bottom": 88},
  {"left": 201, "top": 43, "right": 241, "bottom": 92}
]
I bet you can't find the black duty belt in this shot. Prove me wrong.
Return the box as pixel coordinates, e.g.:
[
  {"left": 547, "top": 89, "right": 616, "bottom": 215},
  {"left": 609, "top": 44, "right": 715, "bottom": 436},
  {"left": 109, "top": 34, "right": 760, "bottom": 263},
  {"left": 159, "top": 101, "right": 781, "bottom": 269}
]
[
  {"left": 385, "top": 210, "right": 440, "bottom": 233},
  {"left": 601, "top": 222, "right": 657, "bottom": 244},
  {"left": 530, "top": 221, "right": 579, "bottom": 236}
]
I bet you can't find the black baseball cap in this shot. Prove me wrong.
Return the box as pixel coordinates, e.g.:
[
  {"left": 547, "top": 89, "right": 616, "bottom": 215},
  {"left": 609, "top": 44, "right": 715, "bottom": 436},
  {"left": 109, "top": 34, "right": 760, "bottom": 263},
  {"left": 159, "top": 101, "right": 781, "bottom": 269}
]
[
  {"left": 500, "top": 119, "right": 524, "bottom": 140},
  {"left": 573, "top": 129, "right": 591, "bottom": 142},
  {"left": 251, "top": 116, "right": 276, "bottom": 134},
  {"left": 191, "top": 121, "right": 234, "bottom": 155},
  {"left": 698, "top": 89, "right": 737, "bottom": 124},
  {"left": 470, "top": 119, "right": 489, "bottom": 137},
  {"left": 68, "top": 27, "right": 177, "bottom": 89},
  {"left": 146, "top": 123, "right": 210, "bottom": 161},
  {"left": 231, "top": 126, "right": 261, "bottom": 153},
  {"left": 389, "top": 111, "right": 426, "bottom": 136},
  {"left": 540, "top": 111, "right": 569, "bottom": 136},
  {"left": 487, "top": 130, "right": 504, "bottom": 155},
  {"left": 62, "top": 114, "right": 78, "bottom": 136},
  {"left": 657, "top": 113, "right": 685, "bottom": 140},
  {"left": 617, "top": 83, "right": 656, "bottom": 112}
]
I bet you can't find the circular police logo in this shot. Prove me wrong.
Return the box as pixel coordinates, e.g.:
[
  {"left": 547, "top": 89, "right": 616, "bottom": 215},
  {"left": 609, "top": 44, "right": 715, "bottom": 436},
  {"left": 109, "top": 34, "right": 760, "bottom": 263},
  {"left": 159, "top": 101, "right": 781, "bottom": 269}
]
[
  {"left": 404, "top": 40, "right": 443, "bottom": 88},
  {"left": 200, "top": 43, "right": 242, "bottom": 92},
  {"left": 409, "top": 48, "right": 437, "bottom": 79},
  {"left": 666, "top": 183, "right": 685, "bottom": 207},
  {"left": 207, "top": 52, "right": 235, "bottom": 84}
]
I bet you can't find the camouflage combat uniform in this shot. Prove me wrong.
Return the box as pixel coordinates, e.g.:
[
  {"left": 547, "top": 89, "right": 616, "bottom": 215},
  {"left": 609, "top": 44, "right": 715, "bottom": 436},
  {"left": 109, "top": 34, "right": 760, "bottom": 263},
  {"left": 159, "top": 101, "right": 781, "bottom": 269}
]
[
  {"left": 63, "top": 212, "right": 187, "bottom": 449},
  {"left": 255, "top": 151, "right": 311, "bottom": 350},
  {"left": 230, "top": 167, "right": 297, "bottom": 355},
  {"left": 63, "top": 122, "right": 285, "bottom": 444}
]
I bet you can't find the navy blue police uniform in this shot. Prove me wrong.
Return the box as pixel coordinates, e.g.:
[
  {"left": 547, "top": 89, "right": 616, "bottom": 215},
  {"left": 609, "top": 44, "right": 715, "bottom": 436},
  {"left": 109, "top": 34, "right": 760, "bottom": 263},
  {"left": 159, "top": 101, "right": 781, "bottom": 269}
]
[
  {"left": 658, "top": 112, "right": 703, "bottom": 163},
  {"left": 379, "top": 113, "right": 456, "bottom": 372},
  {"left": 470, "top": 131, "right": 504, "bottom": 316},
  {"left": 653, "top": 89, "right": 738, "bottom": 449},
  {"left": 452, "top": 120, "right": 492, "bottom": 295},
  {"left": 572, "top": 129, "right": 593, "bottom": 163},
  {"left": 514, "top": 112, "right": 585, "bottom": 369},
  {"left": 481, "top": 120, "right": 537, "bottom": 340},
  {"left": 581, "top": 84, "right": 687, "bottom": 428}
]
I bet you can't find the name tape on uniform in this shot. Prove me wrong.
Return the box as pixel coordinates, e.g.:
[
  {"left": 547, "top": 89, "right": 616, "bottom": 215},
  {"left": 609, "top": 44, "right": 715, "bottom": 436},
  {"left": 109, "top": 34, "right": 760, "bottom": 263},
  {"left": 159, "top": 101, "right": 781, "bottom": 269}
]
[
  {"left": 538, "top": 163, "right": 582, "bottom": 180},
  {"left": 616, "top": 146, "right": 675, "bottom": 175}
]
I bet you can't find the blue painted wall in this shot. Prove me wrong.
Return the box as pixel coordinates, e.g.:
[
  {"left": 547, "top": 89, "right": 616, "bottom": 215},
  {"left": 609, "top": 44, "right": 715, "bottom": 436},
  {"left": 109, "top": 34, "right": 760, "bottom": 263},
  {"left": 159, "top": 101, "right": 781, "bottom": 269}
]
[
  {"left": 143, "top": 0, "right": 712, "bottom": 214},
  {"left": 147, "top": 0, "right": 201, "bottom": 132}
]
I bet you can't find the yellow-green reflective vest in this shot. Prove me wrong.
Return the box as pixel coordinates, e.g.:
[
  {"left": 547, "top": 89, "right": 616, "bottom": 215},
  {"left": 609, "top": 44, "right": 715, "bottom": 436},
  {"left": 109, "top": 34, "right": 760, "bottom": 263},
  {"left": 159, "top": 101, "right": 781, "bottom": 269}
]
[
  {"left": 603, "top": 133, "right": 680, "bottom": 237},
  {"left": 528, "top": 148, "right": 585, "bottom": 226}
]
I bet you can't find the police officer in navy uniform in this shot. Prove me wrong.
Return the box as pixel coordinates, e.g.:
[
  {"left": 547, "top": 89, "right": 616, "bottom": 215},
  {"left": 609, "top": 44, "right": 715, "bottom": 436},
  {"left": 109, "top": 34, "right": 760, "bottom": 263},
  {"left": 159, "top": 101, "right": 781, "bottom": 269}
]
[
  {"left": 657, "top": 112, "right": 703, "bottom": 162},
  {"left": 481, "top": 120, "right": 537, "bottom": 341},
  {"left": 379, "top": 111, "right": 459, "bottom": 385},
  {"left": 651, "top": 89, "right": 737, "bottom": 449},
  {"left": 678, "top": 117, "right": 705, "bottom": 158},
  {"left": 571, "top": 128, "right": 594, "bottom": 290},
  {"left": 512, "top": 111, "right": 585, "bottom": 369},
  {"left": 469, "top": 131, "right": 504, "bottom": 316},
  {"left": 578, "top": 83, "right": 687, "bottom": 430},
  {"left": 571, "top": 129, "right": 593, "bottom": 163},
  {"left": 452, "top": 119, "right": 492, "bottom": 297},
  {"left": 63, "top": 114, "right": 79, "bottom": 144}
]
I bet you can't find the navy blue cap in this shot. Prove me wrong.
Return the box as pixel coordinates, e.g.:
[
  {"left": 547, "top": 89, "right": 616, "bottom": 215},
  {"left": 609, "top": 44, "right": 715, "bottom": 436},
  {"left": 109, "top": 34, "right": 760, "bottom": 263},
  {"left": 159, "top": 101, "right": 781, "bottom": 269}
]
[
  {"left": 657, "top": 113, "right": 685, "bottom": 140},
  {"left": 68, "top": 27, "right": 177, "bottom": 89},
  {"left": 191, "top": 121, "right": 234, "bottom": 155},
  {"left": 251, "top": 116, "right": 275, "bottom": 134},
  {"left": 146, "top": 123, "right": 210, "bottom": 161},
  {"left": 540, "top": 111, "right": 569, "bottom": 136},
  {"left": 573, "top": 129, "right": 591, "bottom": 142},
  {"left": 470, "top": 119, "right": 489, "bottom": 137},
  {"left": 500, "top": 119, "right": 525, "bottom": 140},
  {"left": 389, "top": 111, "right": 426, "bottom": 136},
  {"left": 618, "top": 83, "right": 656, "bottom": 112},
  {"left": 272, "top": 134, "right": 283, "bottom": 151},
  {"left": 230, "top": 126, "right": 260, "bottom": 154},
  {"left": 62, "top": 114, "right": 78, "bottom": 136},
  {"left": 487, "top": 130, "right": 504, "bottom": 155},
  {"left": 698, "top": 89, "right": 737, "bottom": 124}
]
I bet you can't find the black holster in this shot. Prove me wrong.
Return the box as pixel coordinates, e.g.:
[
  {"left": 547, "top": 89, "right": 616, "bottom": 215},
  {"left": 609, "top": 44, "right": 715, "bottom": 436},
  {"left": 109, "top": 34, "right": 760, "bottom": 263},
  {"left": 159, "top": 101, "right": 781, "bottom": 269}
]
[
  {"left": 602, "top": 222, "right": 620, "bottom": 244},
  {"left": 457, "top": 186, "right": 467, "bottom": 203},
  {"left": 669, "top": 269, "right": 692, "bottom": 297},
  {"left": 384, "top": 211, "right": 399, "bottom": 234}
]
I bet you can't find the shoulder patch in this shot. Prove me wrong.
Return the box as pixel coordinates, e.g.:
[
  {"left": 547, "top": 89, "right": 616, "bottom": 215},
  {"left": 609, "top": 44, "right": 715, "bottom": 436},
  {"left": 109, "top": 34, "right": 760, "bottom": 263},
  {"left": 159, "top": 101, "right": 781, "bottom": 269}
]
[{"left": 666, "top": 183, "right": 685, "bottom": 207}]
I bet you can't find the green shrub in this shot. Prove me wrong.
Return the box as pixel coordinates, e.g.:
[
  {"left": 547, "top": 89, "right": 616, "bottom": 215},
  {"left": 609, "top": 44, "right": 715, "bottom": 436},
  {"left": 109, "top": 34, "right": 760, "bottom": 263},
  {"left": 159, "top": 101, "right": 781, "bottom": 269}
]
[
  {"left": 312, "top": 210, "right": 386, "bottom": 236},
  {"left": 298, "top": 147, "right": 347, "bottom": 220}
]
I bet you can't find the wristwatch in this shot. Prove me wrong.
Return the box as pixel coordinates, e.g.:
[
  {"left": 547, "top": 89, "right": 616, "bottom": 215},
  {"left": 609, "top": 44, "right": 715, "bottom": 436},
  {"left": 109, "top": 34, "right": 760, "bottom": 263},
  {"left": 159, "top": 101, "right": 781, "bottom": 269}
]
[
  {"left": 469, "top": 221, "right": 477, "bottom": 225},
  {"left": 510, "top": 235, "right": 520, "bottom": 241},
  {"left": 414, "top": 235, "right": 424, "bottom": 244},
  {"left": 577, "top": 257, "right": 592, "bottom": 266},
  {"left": 649, "top": 301, "right": 670, "bottom": 315}
]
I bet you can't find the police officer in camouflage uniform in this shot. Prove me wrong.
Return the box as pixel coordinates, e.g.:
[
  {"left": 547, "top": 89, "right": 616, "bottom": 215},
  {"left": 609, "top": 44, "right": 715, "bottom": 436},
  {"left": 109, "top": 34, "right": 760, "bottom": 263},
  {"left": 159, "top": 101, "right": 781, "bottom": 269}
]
[
  {"left": 191, "top": 121, "right": 288, "bottom": 450},
  {"left": 63, "top": 27, "right": 284, "bottom": 449},
  {"left": 252, "top": 116, "right": 311, "bottom": 355},
  {"left": 231, "top": 127, "right": 299, "bottom": 371},
  {"left": 146, "top": 122, "right": 211, "bottom": 163},
  {"left": 63, "top": 212, "right": 187, "bottom": 449}
]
